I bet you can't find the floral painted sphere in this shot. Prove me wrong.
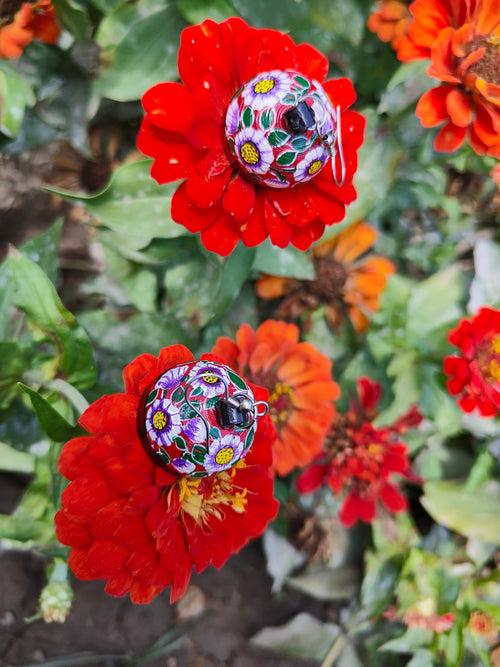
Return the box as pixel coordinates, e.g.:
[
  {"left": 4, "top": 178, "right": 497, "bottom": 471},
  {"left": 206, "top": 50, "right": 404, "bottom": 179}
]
[
  {"left": 138, "top": 360, "right": 265, "bottom": 477},
  {"left": 225, "top": 69, "right": 336, "bottom": 188}
]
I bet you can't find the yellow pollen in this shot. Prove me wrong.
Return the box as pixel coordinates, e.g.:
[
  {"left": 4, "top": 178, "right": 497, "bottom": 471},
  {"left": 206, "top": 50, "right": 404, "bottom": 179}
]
[
  {"left": 152, "top": 410, "right": 167, "bottom": 430},
  {"left": 215, "top": 446, "right": 235, "bottom": 466},
  {"left": 491, "top": 335, "right": 500, "bottom": 354},
  {"left": 308, "top": 159, "right": 323, "bottom": 175},
  {"left": 240, "top": 141, "right": 260, "bottom": 165},
  {"left": 488, "top": 359, "right": 500, "bottom": 382},
  {"left": 202, "top": 373, "right": 219, "bottom": 384},
  {"left": 254, "top": 78, "right": 275, "bottom": 94},
  {"left": 269, "top": 382, "right": 293, "bottom": 403},
  {"left": 367, "top": 443, "right": 383, "bottom": 457}
]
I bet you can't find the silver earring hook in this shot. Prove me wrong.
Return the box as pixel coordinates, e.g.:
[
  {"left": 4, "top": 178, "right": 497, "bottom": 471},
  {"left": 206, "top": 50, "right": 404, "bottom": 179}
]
[{"left": 316, "top": 105, "right": 346, "bottom": 188}]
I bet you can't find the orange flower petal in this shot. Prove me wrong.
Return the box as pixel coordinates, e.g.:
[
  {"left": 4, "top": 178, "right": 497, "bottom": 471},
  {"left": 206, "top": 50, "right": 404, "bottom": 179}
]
[
  {"left": 445, "top": 88, "right": 473, "bottom": 127},
  {"left": 416, "top": 86, "right": 451, "bottom": 127},
  {"left": 332, "top": 221, "right": 378, "bottom": 263},
  {"left": 255, "top": 275, "right": 291, "bottom": 299},
  {"left": 434, "top": 121, "right": 467, "bottom": 152}
]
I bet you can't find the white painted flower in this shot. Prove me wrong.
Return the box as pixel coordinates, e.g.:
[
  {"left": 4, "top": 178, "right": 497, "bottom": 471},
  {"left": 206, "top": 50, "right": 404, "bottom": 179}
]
[
  {"left": 234, "top": 127, "right": 274, "bottom": 176},
  {"left": 294, "top": 145, "right": 329, "bottom": 182},
  {"left": 242, "top": 70, "right": 290, "bottom": 110}
]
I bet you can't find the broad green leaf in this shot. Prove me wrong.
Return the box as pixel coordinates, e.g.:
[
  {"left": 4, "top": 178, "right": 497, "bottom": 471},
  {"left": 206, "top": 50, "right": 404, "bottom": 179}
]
[
  {"left": 0, "top": 441, "right": 35, "bottom": 474},
  {"left": 378, "top": 61, "right": 433, "bottom": 116},
  {"left": 251, "top": 612, "right": 340, "bottom": 661},
  {"left": 0, "top": 342, "right": 29, "bottom": 409},
  {"left": 0, "top": 62, "right": 35, "bottom": 138},
  {"left": 18, "top": 383, "right": 84, "bottom": 442},
  {"left": 418, "top": 363, "right": 462, "bottom": 438},
  {"left": 8, "top": 251, "right": 96, "bottom": 389},
  {"left": 287, "top": 566, "right": 359, "bottom": 601},
  {"left": 211, "top": 245, "right": 255, "bottom": 319},
  {"left": 263, "top": 529, "right": 305, "bottom": 593},
  {"left": 468, "top": 239, "right": 500, "bottom": 312},
  {"left": 377, "top": 351, "right": 419, "bottom": 425},
  {"left": 49, "top": 160, "right": 182, "bottom": 250},
  {"left": 321, "top": 110, "right": 402, "bottom": 238},
  {"left": 177, "top": 0, "right": 234, "bottom": 24},
  {"left": 95, "top": 0, "right": 167, "bottom": 49},
  {"left": 232, "top": 0, "right": 308, "bottom": 30},
  {"left": 421, "top": 480, "right": 500, "bottom": 543},
  {"left": 405, "top": 265, "right": 464, "bottom": 344},
  {"left": 91, "top": 0, "right": 128, "bottom": 13},
  {"left": 253, "top": 241, "right": 315, "bottom": 279},
  {"left": 21, "top": 217, "right": 63, "bottom": 284},
  {"left": 94, "top": 5, "right": 186, "bottom": 101},
  {"left": 53, "top": 0, "right": 91, "bottom": 41}
]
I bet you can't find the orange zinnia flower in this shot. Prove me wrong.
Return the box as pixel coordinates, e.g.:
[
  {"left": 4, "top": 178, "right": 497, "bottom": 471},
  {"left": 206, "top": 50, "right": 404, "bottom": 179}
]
[
  {"left": 368, "top": 1, "right": 410, "bottom": 48},
  {"left": 212, "top": 321, "right": 340, "bottom": 476},
  {"left": 256, "top": 221, "right": 395, "bottom": 333},
  {"left": 0, "top": 1, "right": 59, "bottom": 59},
  {"left": 396, "top": 0, "right": 500, "bottom": 156}
]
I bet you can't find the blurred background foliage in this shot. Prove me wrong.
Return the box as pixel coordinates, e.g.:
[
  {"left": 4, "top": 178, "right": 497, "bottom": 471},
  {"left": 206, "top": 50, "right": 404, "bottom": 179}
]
[{"left": 0, "top": 0, "right": 499, "bottom": 666}]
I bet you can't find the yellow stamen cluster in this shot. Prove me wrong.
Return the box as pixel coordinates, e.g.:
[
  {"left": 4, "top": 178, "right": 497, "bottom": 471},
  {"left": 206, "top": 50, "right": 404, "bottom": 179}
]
[
  {"left": 173, "top": 462, "right": 248, "bottom": 525},
  {"left": 269, "top": 382, "right": 293, "bottom": 425},
  {"left": 240, "top": 141, "right": 260, "bottom": 165},
  {"left": 254, "top": 78, "right": 275, "bottom": 94}
]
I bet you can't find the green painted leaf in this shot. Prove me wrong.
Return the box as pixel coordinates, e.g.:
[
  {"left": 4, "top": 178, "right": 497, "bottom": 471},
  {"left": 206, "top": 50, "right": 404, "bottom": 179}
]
[
  {"left": 18, "top": 383, "right": 84, "bottom": 443},
  {"left": 173, "top": 436, "right": 187, "bottom": 451},
  {"left": 191, "top": 446, "right": 207, "bottom": 464},
  {"left": 282, "top": 93, "right": 296, "bottom": 105},
  {"left": 260, "top": 108, "right": 275, "bottom": 130},
  {"left": 209, "top": 426, "right": 221, "bottom": 440},
  {"left": 276, "top": 151, "right": 297, "bottom": 166},
  {"left": 156, "top": 450, "right": 171, "bottom": 464},
  {"left": 268, "top": 130, "right": 289, "bottom": 147},
  {"left": 146, "top": 390, "right": 158, "bottom": 405},
  {"left": 227, "top": 369, "right": 246, "bottom": 390},
  {"left": 294, "top": 75, "right": 310, "bottom": 90},
  {"left": 242, "top": 106, "right": 253, "bottom": 127},
  {"left": 291, "top": 136, "right": 308, "bottom": 152},
  {"left": 171, "top": 386, "right": 185, "bottom": 403},
  {"left": 94, "top": 6, "right": 186, "bottom": 101}
]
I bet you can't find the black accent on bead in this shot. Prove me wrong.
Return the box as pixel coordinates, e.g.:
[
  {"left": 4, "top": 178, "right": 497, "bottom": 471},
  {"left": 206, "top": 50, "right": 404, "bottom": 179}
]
[
  {"left": 216, "top": 399, "right": 249, "bottom": 428},
  {"left": 283, "top": 101, "right": 316, "bottom": 135}
]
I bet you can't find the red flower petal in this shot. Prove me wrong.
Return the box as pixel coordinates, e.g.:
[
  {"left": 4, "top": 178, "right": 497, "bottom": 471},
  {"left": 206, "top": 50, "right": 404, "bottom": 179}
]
[
  {"left": 416, "top": 86, "right": 451, "bottom": 127},
  {"left": 200, "top": 211, "right": 240, "bottom": 256},
  {"left": 295, "top": 42, "right": 329, "bottom": 81},
  {"left": 223, "top": 174, "right": 256, "bottom": 224},
  {"left": 323, "top": 78, "right": 357, "bottom": 110},
  {"left": 434, "top": 121, "right": 467, "bottom": 152},
  {"left": 379, "top": 482, "right": 408, "bottom": 512},
  {"left": 445, "top": 88, "right": 472, "bottom": 127},
  {"left": 296, "top": 463, "right": 327, "bottom": 493},
  {"left": 141, "top": 82, "right": 195, "bottom": 135}
]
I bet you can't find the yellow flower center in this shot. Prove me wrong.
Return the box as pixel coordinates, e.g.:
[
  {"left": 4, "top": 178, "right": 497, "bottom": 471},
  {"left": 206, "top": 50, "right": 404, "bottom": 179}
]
[
  {"left": 254, "top": 78, "right": 275, "bottom": 94},
  {"left": 479, "top": 335, "right": 500, "bottom": 384},
  {"left": 201, "top": 373, "right": 219, "bottom": 384},
  {"left": 308, "top": 159, "right": 323, "bottom": 175},
  {"left": 269, "top": 382, "right": 293, "bottom": 425},
  {"left": 153, "top": 410, "right": 168, "bottom": 430},
  {"left": 215, "top": 446, "right": 235, "bottom": 465},
  {"left": 240, "top": 141, "right": 260, "bottom": 165},
  {"left": 172, "top": 462, "right": 248, "bottom": 526}
]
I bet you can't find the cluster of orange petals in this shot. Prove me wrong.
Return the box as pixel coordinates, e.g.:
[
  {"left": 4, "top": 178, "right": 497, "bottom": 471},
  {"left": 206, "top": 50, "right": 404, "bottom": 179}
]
[
  {"left": 368, "top": 1, "right": 411, "bottom": 48},
  {"left": 0, "top": 1, "right": 59, "bottom": 59},
  {"left": 212, "top": 321, "right": 340, "bottom": 476},
  {"left": 256, "top": 221, "right": 395, "bottom": 333},
  {"left": 395, "top": 0, "right": 499, "bottom": 156}
]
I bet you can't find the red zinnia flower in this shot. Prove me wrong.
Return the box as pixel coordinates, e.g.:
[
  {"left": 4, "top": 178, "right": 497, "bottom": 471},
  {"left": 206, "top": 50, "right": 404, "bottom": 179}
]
[
  {"left": 137, "top": 17, "right": 365, "bottom": 256},
  {"left": 55, "top": 345, "right": 278, "bottom": 604},
  {"left": 444, "top": 306, "right": 500, "bottom": 417},
  {"left": 296, "top": 377, "right": 422, "bottom": 527},
  {"left": 0, "top": 1, "right": 60, "bottom": 59},
  {"left": 396, "top": 0, "right": 500, "bottom": 156},
  {"left": 211, "top": 320, "right": 340, "bottom": 476}
]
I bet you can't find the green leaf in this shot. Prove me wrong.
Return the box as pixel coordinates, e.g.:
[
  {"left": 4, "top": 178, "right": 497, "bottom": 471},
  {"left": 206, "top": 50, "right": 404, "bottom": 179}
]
[
  {"left": 212, "top": 245, "right": 255, "bottom": 319},
  {"left": 0, "top": 441, "right": 35, "bottom": 474},
  {"left": 20, "top": 218, "right": 63, "bottom": 284},
  {"left": 8, "top": 251, "right": 96, "bottom": 389},
  {"left": 421, "top": 480, "right": 500, "bottom": 543},
  {"left": 209, "top": 426, "right": 221, "bottom": 439},
  {"left": 176, "top": 0, "right": 235, "bottom": 23},
  {"left": 227, "top": 369, "right": 246, "bottom": 390},
  {"left": 94, "top": 5, "right": 186, "bottom": 101},
  {"left": 251, "top": 612, "right": 340, "bottom": 661},
  {"left": 0, "top": 342, "right": 29, "bottom": 409},
  {"left": 260, "top": 108, "right": 275, "bottom": 130},
  {"left": 287, "top": 566, "right": 359, "bottom": 601},
  {"left": 242, "top": 106, "right": 253, "bottom": 127},
  {"left": 191, "top": 446, "right": 207, "bottom": 464},
  {"left": 53, "top": 0, "right": 91, "bottom": 40},
  {"left": 268, "top": 130, "right": 289, "bottom": 147},
  {"left": 49, "top": 160, "right": 182, "bottom": 251},
  {"left": 18, "top": 383, "right": 84, "bottom": 442},
  {"left": 0, "top": 62, "right": 35, "bottom": 138},
  {"left": 173, "top": 436, "right": 187, "bottom": 451},
  {"left": 254, "top": 241, "right": 315, "bottom": 279},
  {"left": 291, "top": 136, "right": 308, "bottom": 152},
  {"left": 468, "top": 238, "right": 500, "bottom": 312},
  {"left": 378, "top": 61, "right": 434, "bottom": 117},
  {"left": 406, "top": 265, "right": 464, "bottom": 344},
  {"left": 276, "top": 151, "right": 296, "bottom": 166},
  {"left": 282, "top": 93, "right": 296, "bottom": 105},
  {"left": 294, "top": 75, "right": 310, "bottom": 90}
]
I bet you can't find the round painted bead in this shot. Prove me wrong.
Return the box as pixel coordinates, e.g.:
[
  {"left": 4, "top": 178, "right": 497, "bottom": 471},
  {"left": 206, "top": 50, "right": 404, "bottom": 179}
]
[
  {"left": 225, "top": 69, "right": 336, "bottom": 188},
  {"left": 138, "top": 360, "right": 260, "bottom": 478}
]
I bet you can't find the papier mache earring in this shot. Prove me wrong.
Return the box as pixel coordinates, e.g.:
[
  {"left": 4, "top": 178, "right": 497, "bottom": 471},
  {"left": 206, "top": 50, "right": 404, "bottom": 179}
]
[
  {"left": 137, "top": 17, "right": 365, "bottom": 255},
  {"left": 55, "top": 346, "right": 278, "bottom": 604}
]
